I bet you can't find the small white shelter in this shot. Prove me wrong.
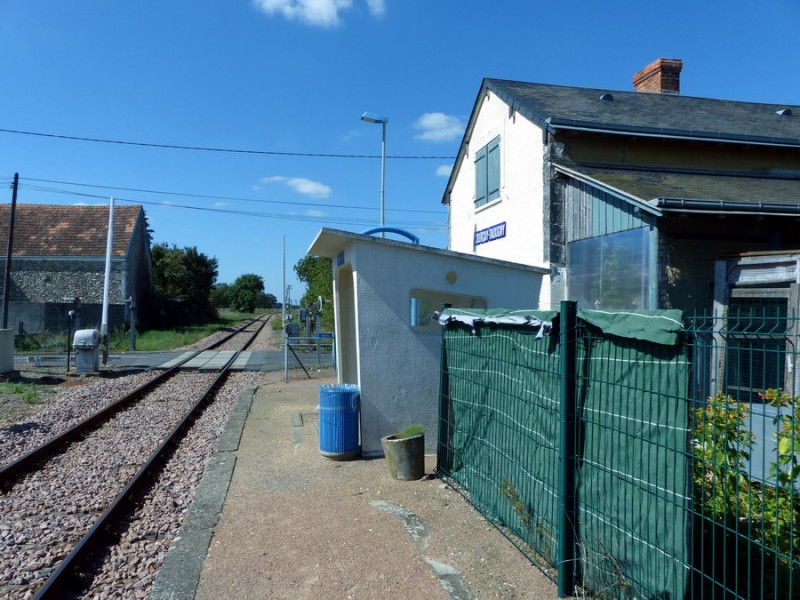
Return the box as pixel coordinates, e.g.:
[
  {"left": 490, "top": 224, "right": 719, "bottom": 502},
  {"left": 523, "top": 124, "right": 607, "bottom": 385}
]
[{"left": 308, "top": 228, "right": 547, "bottom": 456}]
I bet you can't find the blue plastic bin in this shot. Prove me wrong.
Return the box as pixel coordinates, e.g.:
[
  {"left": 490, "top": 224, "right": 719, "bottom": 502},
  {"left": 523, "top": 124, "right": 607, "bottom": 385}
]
[{"left": 318, "top": 384, "right": 360, "bottom": 460}]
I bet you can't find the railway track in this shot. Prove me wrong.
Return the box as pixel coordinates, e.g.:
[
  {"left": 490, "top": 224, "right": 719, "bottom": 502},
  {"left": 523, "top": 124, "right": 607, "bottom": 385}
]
[
  {"left": 0, "top": 316, "right": 268, "bottom": 471},
  {"left": 0, "top": 315, "right": 272, "bottom": 598}
]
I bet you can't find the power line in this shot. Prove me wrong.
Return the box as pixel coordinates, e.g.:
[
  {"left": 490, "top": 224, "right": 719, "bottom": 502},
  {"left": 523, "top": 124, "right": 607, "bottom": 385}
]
[
  {"left": 0, "top": 128, "right": 456, "bottom": 160},
  {"left": 17, "top": 183, "right": 448, "bottom": 231},
  {"left": 22, "top": 176, "right": 445, "bottom": 215}
]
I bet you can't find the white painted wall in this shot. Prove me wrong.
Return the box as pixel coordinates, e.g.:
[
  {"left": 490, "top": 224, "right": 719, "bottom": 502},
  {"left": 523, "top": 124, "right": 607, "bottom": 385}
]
[
  {"left": 309, "top": 229, "right": 546, "bottom": 456},
  {"left": 447, "top": 89, "right": 552, "bottom": 307}
]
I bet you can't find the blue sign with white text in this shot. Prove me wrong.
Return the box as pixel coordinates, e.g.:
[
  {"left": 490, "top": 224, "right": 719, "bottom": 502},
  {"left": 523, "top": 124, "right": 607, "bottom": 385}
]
[{"left": 474, "top": 222, "right": 507, "bottom": 246}]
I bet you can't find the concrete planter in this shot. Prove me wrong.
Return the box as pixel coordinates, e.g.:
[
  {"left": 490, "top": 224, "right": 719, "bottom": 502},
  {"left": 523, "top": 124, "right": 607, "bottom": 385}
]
[{"left": 380, "top": 433, "right": 425, "bottom": 480}]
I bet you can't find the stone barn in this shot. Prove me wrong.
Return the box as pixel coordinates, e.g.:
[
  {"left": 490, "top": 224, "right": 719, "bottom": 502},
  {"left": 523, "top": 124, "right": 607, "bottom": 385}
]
[{"left": 0, "top": 204, "right": 154, "bottom": 333}]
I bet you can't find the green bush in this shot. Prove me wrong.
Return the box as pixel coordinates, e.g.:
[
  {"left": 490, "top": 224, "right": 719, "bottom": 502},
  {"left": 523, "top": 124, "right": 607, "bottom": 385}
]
[
  {"left": 14, "top": 330, "right": 71, "bottom": 352},
  {"left": 692, "top": 390, "right": 800, "bottom": 598}
]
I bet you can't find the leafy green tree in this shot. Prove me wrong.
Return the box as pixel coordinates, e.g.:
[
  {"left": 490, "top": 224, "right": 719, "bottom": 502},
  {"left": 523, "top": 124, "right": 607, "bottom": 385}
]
[
  {"left": 262, "top": 293, "right": 277, "bottom": 309},
  {"left": 209, "top": 283, "right": 233, "bottom": 308},
  {"left": 229, "top": 274, "right": 265, "bottom": 313},
  {"left": 294, "top": 255, "right": 333, "bottom": 330},
  {"left": 151, "top": 243, "right": 218, "bottom": 326},
  {"left": 210, "top": 279, "right": 277, "bottom": 312}
]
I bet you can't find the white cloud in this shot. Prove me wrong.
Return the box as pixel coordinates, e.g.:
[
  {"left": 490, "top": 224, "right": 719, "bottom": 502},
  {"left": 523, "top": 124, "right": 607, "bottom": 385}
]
[
  {"left": 252, "top": 0, "right": 382, "bottom": 27},
  {"left": 213, "top": 201, "right": 227, "bottom": 208},
  {"left": 305, "top": 209, "right": 327, "bottom": 217},
  {"left": 435, "top": 164, "right": 452, "bottom": 177},
  {"left": 340, "top": 129, "right": 361, "bottom": 142},
  {"left": 413, "top": 112, "right": 465, "bottom": 142},
  {"left": 366, "top": 0, "right": 385, "bottom": 16},
  {"left": 261, "top": 176, "right": 332, "bottom": 198}
]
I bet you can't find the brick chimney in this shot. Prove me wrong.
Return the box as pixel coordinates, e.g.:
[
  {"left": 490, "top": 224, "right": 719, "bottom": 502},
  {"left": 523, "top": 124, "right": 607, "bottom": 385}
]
[{"left": 632, "top": 58, "right": 683, "bottom": 94}]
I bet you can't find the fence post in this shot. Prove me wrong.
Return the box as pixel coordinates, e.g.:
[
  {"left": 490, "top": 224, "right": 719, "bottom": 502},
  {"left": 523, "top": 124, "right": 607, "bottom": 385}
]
[
  {"left": 283, "top": 331, "right": 289, "bottom": 383},
  {"left": 558, "top": 300, "right": 578, "bottom": 597},
  {"left": 437, "top": 303, "right": 452, "bottom": 473}
]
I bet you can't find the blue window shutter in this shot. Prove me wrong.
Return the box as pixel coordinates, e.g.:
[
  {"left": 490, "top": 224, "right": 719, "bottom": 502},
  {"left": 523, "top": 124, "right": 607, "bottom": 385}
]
[
  {"left": 475, "top": 145, "right": 487, "bottom": 206},
  {"left": 487, "top": 136, "right": 500, "bottom": 201}
]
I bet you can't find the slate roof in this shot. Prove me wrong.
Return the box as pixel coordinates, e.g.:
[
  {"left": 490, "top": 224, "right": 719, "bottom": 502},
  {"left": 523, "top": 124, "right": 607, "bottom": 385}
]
[
  {"left": 558, "top": 165, "right": 800, "bottom": 215},
  {"left": 0, "top": 204, "right": 144, "bottom": 257},
  {"left": 443, "top": 77, "right": 800, "bottom": 206},
  {"left": 486, "top": 78, "right": 800, "bottom": 146}
]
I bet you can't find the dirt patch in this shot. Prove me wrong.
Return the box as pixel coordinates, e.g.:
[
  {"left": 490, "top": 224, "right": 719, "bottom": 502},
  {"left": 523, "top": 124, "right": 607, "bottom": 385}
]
[
  {"left": 0, "top": 372, "right": 63, "bottom": 426},
  {"left": 0, "top": 366, "right": 111, "bottom": 424}
]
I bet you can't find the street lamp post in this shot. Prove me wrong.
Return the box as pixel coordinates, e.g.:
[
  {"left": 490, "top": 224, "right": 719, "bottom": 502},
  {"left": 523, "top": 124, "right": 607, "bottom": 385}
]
[{"left": 360, "top": 112, "right": 388, "bottom": 235}]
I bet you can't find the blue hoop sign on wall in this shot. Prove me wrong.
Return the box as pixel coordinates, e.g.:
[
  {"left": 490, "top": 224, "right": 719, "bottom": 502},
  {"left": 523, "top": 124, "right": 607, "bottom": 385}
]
[{"left": 474, "top": 222, "right": 507, "bottom": 246}]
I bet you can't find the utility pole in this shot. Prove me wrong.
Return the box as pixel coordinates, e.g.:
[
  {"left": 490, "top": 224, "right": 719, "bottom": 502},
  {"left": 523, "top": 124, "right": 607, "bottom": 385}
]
[
  {"left": 100, "top": 198, "right": 115, "bottom": 365},
  {"left": 2, "top": 173, "right": 18, "bottom": 329},
  {"left": 281, "top": 235, "right": 286, "bottom": 325}
]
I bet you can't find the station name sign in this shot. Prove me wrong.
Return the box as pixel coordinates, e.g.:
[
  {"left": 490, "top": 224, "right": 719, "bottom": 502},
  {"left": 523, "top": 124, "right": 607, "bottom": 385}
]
[{"left": 474, "top": 222, "right": 507, "bottom": 246}]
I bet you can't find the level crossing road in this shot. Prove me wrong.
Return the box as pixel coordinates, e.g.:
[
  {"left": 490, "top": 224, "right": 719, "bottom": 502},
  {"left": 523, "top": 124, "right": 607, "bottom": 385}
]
[{"left": 15, "top": 350, "right": 333, "bottom": 373}]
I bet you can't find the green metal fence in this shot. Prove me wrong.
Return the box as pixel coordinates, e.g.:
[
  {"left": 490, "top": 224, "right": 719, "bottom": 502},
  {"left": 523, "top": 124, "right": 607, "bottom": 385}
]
[{"left": 436, "top": 304, "right": 800, "bottom": 599}]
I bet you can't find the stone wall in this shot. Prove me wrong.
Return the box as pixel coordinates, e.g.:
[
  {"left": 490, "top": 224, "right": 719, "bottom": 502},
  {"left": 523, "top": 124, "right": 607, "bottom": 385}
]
[
  {"left": 7, "top": 301, "right": 126, "bottom": 334},
  {"left": 0, "top": 259, "right": 125, "bottom": 303},
  {"left": 0, "top": 258, "right": 129, "bottom": 333}
]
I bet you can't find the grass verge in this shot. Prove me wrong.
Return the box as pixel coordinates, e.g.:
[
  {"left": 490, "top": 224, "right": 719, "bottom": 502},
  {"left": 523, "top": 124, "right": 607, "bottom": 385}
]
[{"left": 15, "top": 311, "right": 275, "bottom": 353}]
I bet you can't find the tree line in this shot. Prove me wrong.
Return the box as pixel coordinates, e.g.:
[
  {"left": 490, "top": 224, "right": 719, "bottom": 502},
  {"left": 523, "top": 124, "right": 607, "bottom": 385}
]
[
  {"left": 149, "top": 243, "right": 277, "bottom": 328},
  {"left": 149, "top": 244, "right": 334, "bottom": 330}
]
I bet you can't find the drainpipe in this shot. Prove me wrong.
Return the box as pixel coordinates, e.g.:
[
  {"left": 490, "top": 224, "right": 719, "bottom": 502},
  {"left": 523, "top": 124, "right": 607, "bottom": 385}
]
[{"left": 655, "top": 197, "right": 800, "bottom": 214}]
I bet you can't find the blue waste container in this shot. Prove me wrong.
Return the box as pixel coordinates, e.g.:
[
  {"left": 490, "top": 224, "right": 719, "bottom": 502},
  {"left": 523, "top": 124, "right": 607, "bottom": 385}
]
[{"left": 318, "top": 384, "right": 360, "bottom": 460}]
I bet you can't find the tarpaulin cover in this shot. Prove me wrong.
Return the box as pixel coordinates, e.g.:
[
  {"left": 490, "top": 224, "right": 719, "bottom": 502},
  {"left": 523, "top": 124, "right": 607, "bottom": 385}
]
[
  {"left": 438, "top": 308, "right": 561, "bottom": 564},
  {"left": 578, "top": 308, "right": 685, "bottom": 346},
  {"left": 576, "top": 326, "right": 690, "bottom": 599},
  {"left": 438, "top": 307, "right": 690, "bottom": 599},
  {"left": 436, "top": 307, "right": 558, "bottom": 335}
]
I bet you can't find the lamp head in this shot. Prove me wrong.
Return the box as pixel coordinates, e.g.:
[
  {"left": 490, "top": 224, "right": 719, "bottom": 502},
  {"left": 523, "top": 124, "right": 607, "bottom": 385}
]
[{"left": 361, "top": 112, "right": 389, "bottom": 124}]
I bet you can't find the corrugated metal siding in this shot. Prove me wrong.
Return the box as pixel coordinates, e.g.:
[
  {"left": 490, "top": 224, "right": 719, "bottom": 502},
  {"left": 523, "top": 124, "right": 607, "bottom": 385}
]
[{"left": 565, "top": 179, "right": 651, "bottom": 241}]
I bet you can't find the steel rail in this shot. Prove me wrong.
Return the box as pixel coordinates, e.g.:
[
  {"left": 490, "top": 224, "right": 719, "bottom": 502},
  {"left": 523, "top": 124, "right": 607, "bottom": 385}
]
[
  {"left": 0, "top": 315, "right": 266, "bottom": 485},
  {"left": 31, "top": 314, "right": 271, "bottom": 598}
]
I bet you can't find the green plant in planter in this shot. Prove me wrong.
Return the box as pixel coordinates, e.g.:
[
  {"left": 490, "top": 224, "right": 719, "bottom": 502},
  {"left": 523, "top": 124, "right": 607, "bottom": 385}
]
[
  {"left": 381, "top": 424, "right": 426, "bottom": 480},
  {"left": 398, "top": 424, "right": 426, "bottom": 438}
]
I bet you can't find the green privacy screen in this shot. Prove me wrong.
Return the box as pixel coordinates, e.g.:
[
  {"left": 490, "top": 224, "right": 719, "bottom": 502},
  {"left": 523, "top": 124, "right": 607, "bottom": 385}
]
[
  {"left": 577, "top": 312, "right": 689, "bottom": 598},
  {"left": 437, "top": 307, "right": 690, "bottom": 599},
  {"left": 437, "top": 309, "right": 562, "bottom": 566}
]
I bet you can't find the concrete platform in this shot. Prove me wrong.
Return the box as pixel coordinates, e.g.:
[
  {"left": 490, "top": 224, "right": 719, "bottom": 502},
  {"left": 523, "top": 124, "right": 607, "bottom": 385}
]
[{"left": 149, "top": 372, "right": 557, "bottom": 599}]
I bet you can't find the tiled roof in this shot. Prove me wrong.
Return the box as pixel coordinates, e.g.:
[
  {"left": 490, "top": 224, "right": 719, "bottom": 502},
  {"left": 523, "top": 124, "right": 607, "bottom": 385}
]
[{"left": 0, "top": 204, "right": 144, "bottom": 257}]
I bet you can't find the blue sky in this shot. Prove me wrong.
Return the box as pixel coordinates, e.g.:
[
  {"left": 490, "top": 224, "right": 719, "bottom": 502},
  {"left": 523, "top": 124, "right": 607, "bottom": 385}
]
[{"left": 1, "top": 1, "right": 799, "bottom": 302}]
